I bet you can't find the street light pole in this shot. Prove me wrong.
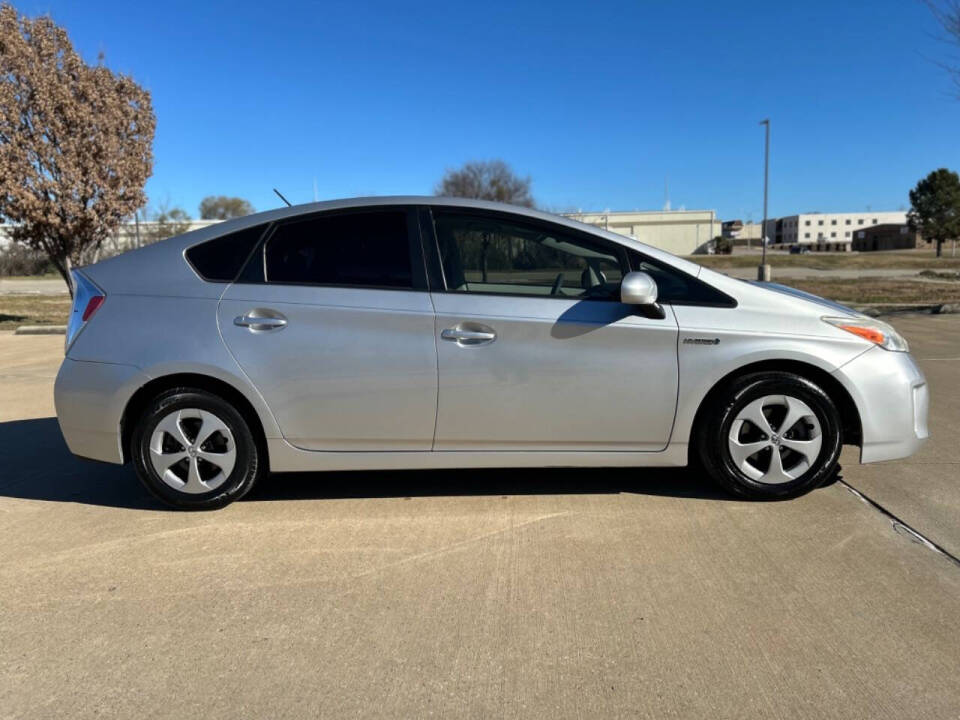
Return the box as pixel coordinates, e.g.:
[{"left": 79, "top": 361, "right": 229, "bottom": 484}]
[{"left": 758, "top": 118, "right": 771, "bottom": 282}]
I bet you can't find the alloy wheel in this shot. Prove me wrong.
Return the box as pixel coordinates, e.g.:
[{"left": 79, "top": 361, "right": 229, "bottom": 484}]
[
  {"left": 149, "top": 408, "right": 237, "bottom": 494},
  {"left": 727, "top": 394, "right": 823, "bottom": 484}
]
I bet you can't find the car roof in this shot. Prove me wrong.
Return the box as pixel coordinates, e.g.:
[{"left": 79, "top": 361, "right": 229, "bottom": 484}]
[
  {"left": 186, "top": 195, "right": 704, "bottom": 274},
  {"left": 82, "top": 195, "right": 710, "bottom": 297}
]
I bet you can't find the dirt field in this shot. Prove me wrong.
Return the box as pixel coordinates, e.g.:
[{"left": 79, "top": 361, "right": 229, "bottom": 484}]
[{"left": 691, "top": 247, "right": 960, "bottom": 270}]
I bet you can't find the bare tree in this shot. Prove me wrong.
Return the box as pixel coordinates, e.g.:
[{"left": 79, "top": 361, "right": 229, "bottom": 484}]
[
  {"left": 435, "top": 160, "right": 534, "bottom": 207},
  {"left": 0, "top": 4, "right": 155, "bottom": 296},
  {"left": 199, "top": 195, "right": 254, "bottom": 220},
  {"left": 926, "top": 0, "right": 960, "bottom": 93}
]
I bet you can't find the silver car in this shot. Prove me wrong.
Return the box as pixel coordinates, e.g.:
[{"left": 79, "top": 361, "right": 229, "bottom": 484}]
[{"left": 55, "top": 197, "right": 929, "bottom": 509}]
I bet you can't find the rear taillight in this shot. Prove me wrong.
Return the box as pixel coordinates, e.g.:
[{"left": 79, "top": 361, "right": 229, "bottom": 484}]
[
  {"left": 81, "top": 294, "right": 105, "bottom": 321},
  {"left": 65, "top": 270, "right": 105, "bottom": 352}
]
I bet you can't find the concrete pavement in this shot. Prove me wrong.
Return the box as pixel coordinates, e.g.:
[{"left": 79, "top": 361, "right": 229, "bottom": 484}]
[
  {"left": 0, "top": 277, "right": 67, "bottom": 295},
  {"left": 0, "top": 320, "right": 959, "bottom": 719},
  {"left": 839, "top": 315, "right": 960, "bottom": 558}
]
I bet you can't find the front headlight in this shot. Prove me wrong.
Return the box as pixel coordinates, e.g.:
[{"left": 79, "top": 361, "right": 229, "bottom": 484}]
[{"left": 822, "top": 316, "right": 909, "bottom": 352}]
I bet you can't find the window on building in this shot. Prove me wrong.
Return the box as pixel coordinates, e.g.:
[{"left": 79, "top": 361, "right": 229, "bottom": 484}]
[
  {"left": 844, "top": 231, "right": 850, "bottom": 237},
  {"left": 818, "top": 220, "right": 824, "bottom": 226},
  {"left": 804, "top": 233, "right": 810, "bottom": 239},
  {"left": 900, "top": 226, "right": 909, "bottom": 235},
  {"left": 831, "top": 232, "right": 837, "bottom": 238},
  {"left": 805, "top": 220, "right": 810, "bottom": 226},
  {"left": 858, "top": 219, "right": 864, "bottom": 225},
  {"left": 264, "top": 210, "right": 413, "bottom": 288},
  {"left": 845, "top": 219, "right": 851, "bottom": 225},
  {"left": 831, "top": 220, "right": 837, "bottom": 225},
  {"left": 872, "top": 218, "right": 878, "bottom": 224}
]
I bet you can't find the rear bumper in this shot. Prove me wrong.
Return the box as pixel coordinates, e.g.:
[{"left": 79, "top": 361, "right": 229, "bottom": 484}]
[
  {"left": 54, "top": 358, "right": 148, "bottom": 464},
  {"left": 834, "top": 347, "right": 929, "bottom": 464}
]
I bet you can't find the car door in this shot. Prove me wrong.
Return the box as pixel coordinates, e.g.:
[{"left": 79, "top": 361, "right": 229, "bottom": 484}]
[
  {"left": 426, "top": 208, "right": 680, "bottom": 452},
  {"left": 218, "top": 207, "right": 438, "bottom": 451}
]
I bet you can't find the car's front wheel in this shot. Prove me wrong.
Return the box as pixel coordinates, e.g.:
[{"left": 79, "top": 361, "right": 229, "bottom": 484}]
[
  {"left": 132, "top": 388, "right": 263, "bottom": 509},
  {"left": 697, "top": 372, "right": 842, "bottom": 499}
]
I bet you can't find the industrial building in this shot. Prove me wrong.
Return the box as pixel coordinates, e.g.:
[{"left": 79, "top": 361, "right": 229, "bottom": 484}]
[
  {"left": 766, "top": 211, "right": 907, "bottom": 251},
  {"left": 563, "top": 209, "right": 718, "bottom": 255},
  {"left": 851, "top": 224, "right": 920, "bottom": 252},
  {"left": 722, "top": 220, "right": 764, "bottom": 244},
  {"left": 0, "top": 219, "right": 222, "bottom": 253}
]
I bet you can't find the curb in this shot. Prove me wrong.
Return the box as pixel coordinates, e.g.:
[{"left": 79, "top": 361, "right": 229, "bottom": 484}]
[
  {"left": 14, "top": 325, "right": 66, "bottom": 335},
  {"left": 852, "top": 303, "right": 960, "bottom": 317}
]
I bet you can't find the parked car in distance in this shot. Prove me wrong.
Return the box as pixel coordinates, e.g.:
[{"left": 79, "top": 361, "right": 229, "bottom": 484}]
[
  {"left": 55, "top": 197, "right": 928, "bottom": 509},
  {"left": 790, "top": 244, "right": 811, "bottom": 254}
]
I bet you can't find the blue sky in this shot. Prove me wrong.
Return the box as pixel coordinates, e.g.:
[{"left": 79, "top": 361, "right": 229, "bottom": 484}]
[{"left": 14, "top": 0, "right": 960, "bottom": 220}]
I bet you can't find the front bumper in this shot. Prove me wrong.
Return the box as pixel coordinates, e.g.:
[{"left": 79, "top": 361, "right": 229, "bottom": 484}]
[
  {"left": 54, "top": 358, "right": 149, "bottom": 464},
  {"left": 834, "top": 347, "right": 929, "bottom": 464}
]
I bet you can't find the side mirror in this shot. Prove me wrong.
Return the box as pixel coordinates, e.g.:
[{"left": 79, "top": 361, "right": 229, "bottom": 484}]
[{"left": 620, "top": 271, "right": 665, "bottom": 319}]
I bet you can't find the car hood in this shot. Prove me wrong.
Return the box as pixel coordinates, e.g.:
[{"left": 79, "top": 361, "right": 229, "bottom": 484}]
[{"left": 745, "top": 281, "right": 864, "bottom": 318}]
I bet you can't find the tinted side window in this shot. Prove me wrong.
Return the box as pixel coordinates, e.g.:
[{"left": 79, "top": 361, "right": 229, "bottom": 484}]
[
  {"left": 434, "top": 212, "right": 625, "bottom": 300},
  {"left": 630, "top": 252, "right": 735, "bottom": 306},
  {"left": 265, "top": 211, "right": 412, "bottom": 288},
  {"left": 186, "top": 224, "right": 266, "bottom": 282}
]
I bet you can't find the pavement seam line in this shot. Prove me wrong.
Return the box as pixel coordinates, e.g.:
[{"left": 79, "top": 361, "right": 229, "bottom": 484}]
[{"left": 838, "top": 479, "right": 960, "bottom": 569}]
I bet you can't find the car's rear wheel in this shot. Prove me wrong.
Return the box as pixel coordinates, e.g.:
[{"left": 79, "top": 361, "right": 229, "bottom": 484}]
[
  {"left": 132, "top": 388, "right": 262, "bottom": 509},
  {"left": 697, "top": 372, "right": 842, "bottom": 499}
]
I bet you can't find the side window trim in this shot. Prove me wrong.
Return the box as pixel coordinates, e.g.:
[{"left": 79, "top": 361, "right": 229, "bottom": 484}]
[
  {"left": 427, "top": 207, "right": 630, "bottom": 301},
  {"left": 233, "top": 206, "right": 429, "bottom": 292},
  {"left": 418, "top": 206, "right": 446, "bottom": 292},
  {"left": 627, "top": 251, "right": 737, "bottom": 308},
  {"left": 186, "top": 222, "right": 273, "bottom": 283}
]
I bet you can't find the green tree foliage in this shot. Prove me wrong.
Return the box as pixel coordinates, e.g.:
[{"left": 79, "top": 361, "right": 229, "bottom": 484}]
[
  {"left": 713, "top": 235, "right": 733, "bottom": 255},
  {"left": 199, "top": 195, "right": 254, "bottom": 220},
  {"left": 908, "top": 168, "right": 960, "bottom": 257}
]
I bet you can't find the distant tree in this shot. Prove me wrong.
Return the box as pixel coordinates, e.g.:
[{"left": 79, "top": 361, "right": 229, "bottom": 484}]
[
  {"left": 908, "top": 168, "right": 960, "bottom": 257},
  {"left": 926, "top": 1, "right": 960, "bottom": 94},
  {"left": 713, "top": 235, "right": 733, "bottom": 255},
  {"left": 144, "top": 204, "right": 192, "bottom": 243},
  {"left": 435, "top": 161, "right": 535, "bottom": 281},
  {"left": 199, "top": 195, "right": 254, "bottom": 220},
  {"left": 0, "top": 3, "right": 155, "bottom": 296},
  {"left": 435, "top": 160, "right": 534, "bottom": 207}
]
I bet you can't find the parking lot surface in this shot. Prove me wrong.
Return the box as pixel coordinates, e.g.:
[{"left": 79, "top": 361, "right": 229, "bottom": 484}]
[{"left": 1, "top": 316, "right": 959, "bottom": 719}]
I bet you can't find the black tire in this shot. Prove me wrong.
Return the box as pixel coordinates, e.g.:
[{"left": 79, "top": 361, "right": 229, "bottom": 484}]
[
  {"left": 131, "top": 388, "right": 264, "bottom": 510},
  {"left": 697, "top": 371, "right": 842, "bottom": 500}
]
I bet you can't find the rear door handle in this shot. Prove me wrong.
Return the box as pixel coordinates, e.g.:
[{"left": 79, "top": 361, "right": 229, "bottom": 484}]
[
  {"left": 441, "top": 325, "right": 496, "bottom": 346},
  {"left": 234, "top": 312, "right": 287, "bottom": 331}
]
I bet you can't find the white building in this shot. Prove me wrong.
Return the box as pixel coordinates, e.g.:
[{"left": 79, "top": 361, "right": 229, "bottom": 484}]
[
  {"left": 563, "top": 209, "right": 718, "bottom": 255},
  {"left": 766, "top": 211, "right": 907, "bottom": 251},
  {"left": 0, "top": 219, "right": 223, "bottom": 253}
]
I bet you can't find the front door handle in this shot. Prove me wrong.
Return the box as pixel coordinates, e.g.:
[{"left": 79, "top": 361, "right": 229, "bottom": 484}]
[
  {"left": 441, "top": 324, "right": 496, "bottom": 346},
  {"left": 234, "top": 311, "right": 288, "bottom": 332}
]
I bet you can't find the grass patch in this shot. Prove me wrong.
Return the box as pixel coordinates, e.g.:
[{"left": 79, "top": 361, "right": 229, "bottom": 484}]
[
  {"left": 917, "top": 270, "right": 960, "bottom": 281},
  {"left": 781, "top": 278, "right": 960, "bottom": 305},
  {"left": 0, "top": 294, "right": 72, "bottom": 330},
  {"left": 689, "top": 248, "right": 960, "bottom": 270}
]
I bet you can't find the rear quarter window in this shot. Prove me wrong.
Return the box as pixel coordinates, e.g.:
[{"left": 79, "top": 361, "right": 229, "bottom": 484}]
[{"left": 186, "top": 224, "right": 268, "bottom": 282}]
